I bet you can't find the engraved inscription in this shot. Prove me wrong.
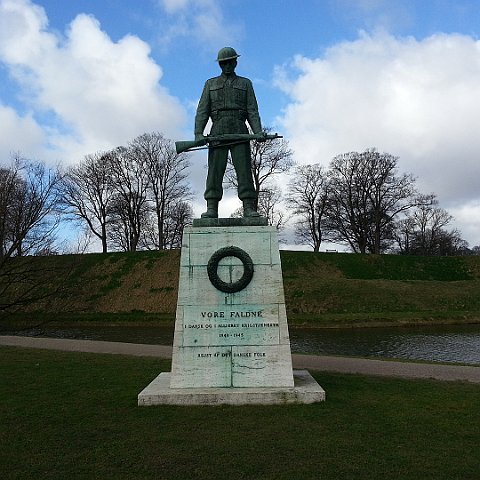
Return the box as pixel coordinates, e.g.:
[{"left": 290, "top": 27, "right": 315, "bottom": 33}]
[{"left": 181, "top": 306, "right": 282, "bottom": 347}]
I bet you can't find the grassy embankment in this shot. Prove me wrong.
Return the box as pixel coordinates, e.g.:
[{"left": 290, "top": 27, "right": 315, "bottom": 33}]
[
  {"left": 1, "top": 346, "right": 479, "bottom": 480},
  {"left": 2, "top": 249, "right": 480, "bottom": 329}
]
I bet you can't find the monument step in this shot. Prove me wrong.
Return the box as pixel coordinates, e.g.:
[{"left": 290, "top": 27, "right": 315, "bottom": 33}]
[{"left": 138, "top": 370, "right": 325, "bottom": 406}]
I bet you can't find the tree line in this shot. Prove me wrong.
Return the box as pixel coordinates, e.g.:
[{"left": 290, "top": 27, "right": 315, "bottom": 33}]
[
  {"left": 62, "top": 132, "right": 192, "bottom": 253},
  {"left": 1, "top": 132, "right": 478, "bottom": 259},
  {"left": 287, "top": 149, "right": 474, "bottom": 255}
]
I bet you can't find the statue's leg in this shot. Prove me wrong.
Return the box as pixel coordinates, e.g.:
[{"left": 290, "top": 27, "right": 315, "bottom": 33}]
[
  {"left": 231, "top": 142, "right": 256, "bottom": 200},
  {"left": 202, "top": 145, "right": 229, "bottom": 218},
  {"left": 231, "top": 142, "right": 259, "bottom": 217}
]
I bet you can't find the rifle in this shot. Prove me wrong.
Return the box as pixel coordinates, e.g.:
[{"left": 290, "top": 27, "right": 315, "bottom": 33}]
[{"left": 175, "top": 133, "right": 282, "bottom": 154}]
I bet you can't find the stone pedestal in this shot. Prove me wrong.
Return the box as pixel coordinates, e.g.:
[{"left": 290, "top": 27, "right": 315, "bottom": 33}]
[
  {"left": 171, "top": 223, "right": 294, "bottom": 388},
  {"left": 138, "top": 220, "right": 325, "bottom": 405}
]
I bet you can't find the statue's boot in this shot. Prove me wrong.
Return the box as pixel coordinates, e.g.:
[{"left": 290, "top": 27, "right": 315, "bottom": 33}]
[
  {"left": 201, "top": 200, "right": 219, "bottom": 218},
  {"left": 243, "top": 199, "right": 261, "bottom": 217}
]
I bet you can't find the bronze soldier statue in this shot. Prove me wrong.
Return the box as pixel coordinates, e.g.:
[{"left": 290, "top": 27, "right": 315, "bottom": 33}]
[{"left": 195, "top": 47, "right": 266, "bottom": 218}]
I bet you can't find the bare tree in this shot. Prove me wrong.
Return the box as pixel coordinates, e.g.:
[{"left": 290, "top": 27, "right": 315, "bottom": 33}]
[
  {"left": 141, "top": 201, "right": 193, "bottom": 250},
  {"left": 61, "top": 151, "right": 115, "bottom": 253},
  {"left": 129, "top": 132, "right": 192, "bottom": 250},
  {"left": 257, "top": 184, "right": 288, "bottom": 230},
  {"left": 438, "top": 230, "right": 469, "bottom": 256},
  {"left": 162, "top": 201, "right": 193, "bottom": 249},
  {"left": 228, "top": 184, "right": 287, "bottom": 229},
  {"left": 108, "top": 146, "right": 150, "bottom": 252},
  {"left": 61, "top": 132, "right": 192, "bottom": 252},
  {"left": 327, "top": 149, "right": 417, "bottom": 254},
  {"left": 0, "top": 156, "right": 64, "bottom": 313},
  {"left": 224, "top": 127, "right": 294, "bottom": 209},
  {"left": 394, "top": 194, "right": 468, "bottom": 255},
  {"left": 0, "top": 165, "right": 21, "bottom": 257},
  {"left": 392, "top": 216, "right": 417, "bottom": 255},
  {"left": 287, "top": 164, "right": 331, "bottom": 252},
  {"left": 0, "top": 156, "right": 62, "bottom": 258}
]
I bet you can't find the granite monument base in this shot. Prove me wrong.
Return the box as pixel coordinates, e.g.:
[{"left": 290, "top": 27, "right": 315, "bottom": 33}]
[
  {"left": 138, "top": 220, "right": 325, "bottom": 405},
  {"left": 138, "top": 370, "right": 325, "bottom": 406}
]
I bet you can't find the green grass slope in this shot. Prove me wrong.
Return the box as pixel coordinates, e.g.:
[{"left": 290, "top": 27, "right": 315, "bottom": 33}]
[
  {"left": 281, "top": 251, "right": 480, "bottom": 326},
  {"left": 3, "top": 250, "right": 480, "bottom": 327}
]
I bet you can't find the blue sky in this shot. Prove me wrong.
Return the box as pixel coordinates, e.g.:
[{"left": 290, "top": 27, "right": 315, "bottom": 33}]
[{"left": 1, "top": 0, "right": 480, "bottom": 249}]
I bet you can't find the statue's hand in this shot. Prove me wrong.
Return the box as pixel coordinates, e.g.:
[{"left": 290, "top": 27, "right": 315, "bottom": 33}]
[
  {"left": 255, "top": 132, "right": 267, "bottom": 143},
  {"left": 195, "top": 133, "right": 205, "bottom": 142}
]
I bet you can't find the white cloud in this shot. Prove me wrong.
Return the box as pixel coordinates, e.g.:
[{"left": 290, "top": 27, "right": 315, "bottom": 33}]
[
  {"left": 0, "top": 0, "right": 186, "bottom": 164},
  {"left": 157, "top": 0, "right": 241, "bottom": 50},
  {"left": 449, "top": 202, "right": 480, "bottom": 248},
  {"left": 331, "top": 0, "right": 414, "bottom": 33},
  {"left": 0, "top": 103, "right": 45, "bottom": 161},
  {"left": 160, "top": 0, "right": 190, "bottom": 14},
  {"left": 275, "top": 32, "right": 480, "bottom": 244}
]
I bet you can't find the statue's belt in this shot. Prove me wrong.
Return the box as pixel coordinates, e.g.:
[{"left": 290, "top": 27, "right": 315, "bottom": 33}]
[{"left": 212, "top": 109, "right": 246, "bottom": 117}]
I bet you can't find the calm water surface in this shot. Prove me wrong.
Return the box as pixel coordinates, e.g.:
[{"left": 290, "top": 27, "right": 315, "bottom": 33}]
[{"left": 6, "top": 323, "right": 480, "bottom": 365}]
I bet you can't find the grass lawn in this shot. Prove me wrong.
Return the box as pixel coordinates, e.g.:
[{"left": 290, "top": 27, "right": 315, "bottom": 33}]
[{"left": 1, "top": 347, "right": 479, "bottom": 480}]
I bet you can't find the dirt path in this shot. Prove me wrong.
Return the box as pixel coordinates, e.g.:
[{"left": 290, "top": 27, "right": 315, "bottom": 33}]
[{"left": 1, "top": 335, "right": 479, "bottom": 384}]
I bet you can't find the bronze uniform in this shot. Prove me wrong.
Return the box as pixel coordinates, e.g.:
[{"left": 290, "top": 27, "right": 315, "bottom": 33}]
[{"left": 195, "top": 73, "right": 262, "bottom": 202}]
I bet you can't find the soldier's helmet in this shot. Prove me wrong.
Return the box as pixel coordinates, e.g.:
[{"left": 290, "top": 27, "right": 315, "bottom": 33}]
[{"left": 216, "top": 47, "right": 240, "bottom": 62}]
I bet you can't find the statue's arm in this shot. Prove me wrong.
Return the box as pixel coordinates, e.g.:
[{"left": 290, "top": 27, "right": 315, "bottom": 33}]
[
  {"left": 245, "top": 79, "right": 262, "bottom": 135},
  {"left": 195, "top": 81, "right": 211, "bottom": 139}
]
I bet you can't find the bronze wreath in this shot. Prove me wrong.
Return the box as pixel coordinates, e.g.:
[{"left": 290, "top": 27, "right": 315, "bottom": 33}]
[{"left": 207, "top": 246, "right": 254, "bottom": 293}]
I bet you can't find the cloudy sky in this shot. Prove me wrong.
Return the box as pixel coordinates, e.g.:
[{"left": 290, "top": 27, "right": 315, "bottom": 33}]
[{"left": 1, "top": 0, "right": 480, "bottom": 249}]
